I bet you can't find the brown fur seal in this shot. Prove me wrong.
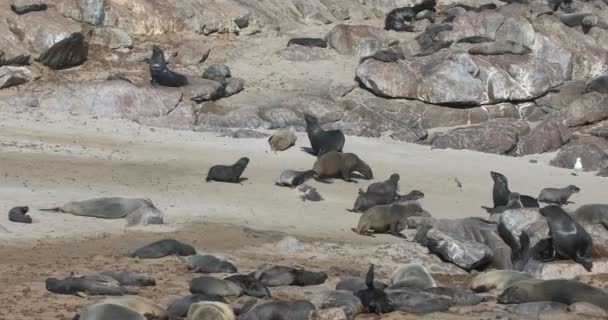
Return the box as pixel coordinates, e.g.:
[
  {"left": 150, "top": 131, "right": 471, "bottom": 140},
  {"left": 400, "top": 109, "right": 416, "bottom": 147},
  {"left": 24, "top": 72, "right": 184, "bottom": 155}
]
[
  {"left": 187, "top": 255, "right": 238, "bottom": 273},
  {"left": 572, "top": 204, "right": 608, "bottom": 229},
  {"left": 10, "top": 2, "right": 48, "bottom": 15},
  {"left": 100, "top": 296, "right": 168, "bottom": 320},
  {"left": 74, "top": 302, "right": 147, "bottom": 320},
  {"left": 498, "top": 279, "right": 608, "bottom": 311},
  {"left": 304, "top": 114, "right": 345, "bottom": 156},
  {"left": 129, "top": 239, "right": 196, "bottom": 259},
  {"left": 98, "top": 271, "right": 156, "bottom": 287},
  {"left": 481, "top": 192, "right": 523, "bottom": 214},
  {"left": 489, "top": 171, "right": 539, "bottom": 208},
  {"left": 352, "top": 202, "right": 425, "bottom": 237},
  {"left": 349, "top": 188, "right": 395, "bottom": 213},
  {"left": 167, "top": 294, "right": 227, "bottom": 319},
  {"left": 537, "top": 185, "right": 580, "bottom": 205},
  {"left": 268, "top": 127, "right": 297, "bottom": 152},
  {"left": 206, "top": 157, "right": 250, "bottom": 183},
  {"left": 559, "top": 13, "right": 597, "bottom": 33},
  {"left": 275, "top": 169, "right": 317, "bottom": 188},
  {"left": 8, "top": 206, "right": 32, "bottom": 223},
  {"left": 224, "top": 274, "right": 271, "bottom": 298},
  {"left": 394, "top": 190, "right": 425, "bottom": 203},
  {"left": 367, "top": 174, "right": 400, "bottom": 196},
  {"left": 239, "top": 300, "right": 316, "bottom": 320},
  {"left": 313, "top": 151, "right": 373, "bottom": 182},
  {"left": 359, "top": 48, "right": 405, "bottom": 63},
  {"left": 149, "top": 45, "right": 188, "bottom": 87},
  {"left": 186, "top": 301, "right": 235, "bottom": 320},
  {"left": 470, "top": 270, "right": 534, "bottom": 292},
  {"left": 468, "top": 41, "right": 532, "bottom": 55},
  {"left": 46, "top": 275, "right": 135, "bottom": 297},
  {"left": 390, "top": 263, "right": 436, "bottom": 290},
  {"left": 584, "top": 75, "right": 608, "bottom": 94},
  {"left": 190, "top": 276, "right": 243, "bottom": 297}
]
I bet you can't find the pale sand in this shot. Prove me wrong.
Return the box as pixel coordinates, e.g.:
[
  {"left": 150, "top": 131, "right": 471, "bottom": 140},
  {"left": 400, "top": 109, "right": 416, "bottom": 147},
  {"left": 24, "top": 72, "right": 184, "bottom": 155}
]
[{"left": 0, "top": 111, "right": 605, "bottom": 244}]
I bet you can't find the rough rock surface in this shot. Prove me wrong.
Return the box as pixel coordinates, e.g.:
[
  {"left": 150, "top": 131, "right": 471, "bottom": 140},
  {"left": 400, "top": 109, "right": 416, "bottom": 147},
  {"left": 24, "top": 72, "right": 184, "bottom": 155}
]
[
  {"left": 420, "top": 228, "right": 494, "bottom": 271},
  {"left": 0, "top": 66, "right": 39, "bottom": 89}
]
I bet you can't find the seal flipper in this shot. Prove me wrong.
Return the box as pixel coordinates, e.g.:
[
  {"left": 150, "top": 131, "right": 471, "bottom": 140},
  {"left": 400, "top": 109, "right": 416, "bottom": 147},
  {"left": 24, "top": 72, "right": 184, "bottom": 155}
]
[
  {"left": 480, "top": 206, "right": 493, "bottom": 213},
  {"left": 365, "top": 264, "right": 375, "bottom": 289}
]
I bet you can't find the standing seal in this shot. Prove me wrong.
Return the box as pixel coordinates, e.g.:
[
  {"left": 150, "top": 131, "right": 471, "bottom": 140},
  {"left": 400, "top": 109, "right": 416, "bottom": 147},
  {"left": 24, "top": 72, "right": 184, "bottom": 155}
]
[
  {"left": 498, "top": 279, "right": 608, "bottom": 311},
  {"left": 304, "top": 114, "right": 345, "bottom": 156},
  {"left": 537, "top": 185, "right": 580, "bottom": 205},
  {"left": 268, "top": 127, "right": 297, "bottom": 152},
  {"left": 541, "top": 205, "right": 593, "bottom": 271},
  {"left": 8, "top": 206, "right": 32, "bottom": 223},
  {"left": 481, "top": 192, "right": 523, "bottom": 215},
  {"left": 489, "top": 171, "right": 539, "bottom": 208},
  {"left": 287, "top": 38, "right": 327, "bottom": 48},
  {"left": 313, "top": 151, "right": 373, "bottom": 182},
  {"left": 366, "top": 174, "right": 400, "bottom": 196},
  {"left": 149, "top": 45, "right": 188, "bottom": 87},
  {"left": 355, "top": 264, "right": 394, "bottom": 314},
  {"left": 352, "top": 202, "right": 425, "bottom": 237},
  {"left": 275, "top": 169, "right": 317, "bottom": 188},
  {"left": 349, "top": 189, "right": 395, "bottom": 213},
  {"left": 206, "top": 157, "right": 250, "bottom": 183}
]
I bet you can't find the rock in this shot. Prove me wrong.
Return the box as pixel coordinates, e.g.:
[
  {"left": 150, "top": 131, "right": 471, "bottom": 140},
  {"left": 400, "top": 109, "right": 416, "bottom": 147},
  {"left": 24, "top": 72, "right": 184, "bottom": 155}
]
[
  {"left": 589, "top": 124, "right": 608, "bottom": 139},
  {"left": 562, "top": 92, "right": 608, "bottom": 128},
  {"left": 184, "top": 78, "right": 224, "bottom": 103},
  {"left": 550, "top": 136, "right": 608, "bottom": 171},
  {"left": 388, "top": 128, "right": 428, "bottom": 143},
  {"left": 429, "top": 119, "right": 530, "bottom": 155},
  {"left": 535, "top": 260, "right": 608, "bottom": 279},
  {"left": 568, "top": 302, "right": 608, "bottom": 318},
  {"left": 312, "top": 308, "right": 349, "bottom": 320},
  {"left": 222, "top": 78, "right": 244, "bottom": 98},
  {"left": 202, "top": 64, "right": 231, "bottom": 84},
  {"left": 518, "top": 103, "right": 548, "bottom": 122},
  {"left": 506, "top": 302, "right": 568, "bottom": 317},
  {"left": 217, "top": 129, "right": 268, "bottom": 139},
  {"left": 91, "top": 26, "right": 132, "bottom": 49},
  {"left": 175, "top": 41, "right": 211, "bottom": 65},
  {"left": 515, "top": 115, "right": 571, "bottom": 156},
  {"left": 196, "top": 105, "right": 268, "bottom": 129},
  {"left": 325, "top": 24, "right": 396, "bottom": 57},
  {"left": 386, "top": 288, "right": 453, "bottom": 314},
  {"left": 202, "top": 19, "right": 240, "bottom": 35},
  {"left": 419, "top": 228, "right": 494, "bottom": 271},
  {"left": 9, "top": 10, "right": 83, "bottom": 56},
  {"left": 535, "top": 81, "right": 586, "bottom": 112},
  {"left": 57, "top": 0, "right": 105, "bottom": 25},
  {"left": 583, "top": 224, "right": 608, "bottom": 258},
  {"left": 497, "top": 208, "right": 549, "bottom": 270},
  {"left": 0, "top": 19, "right": 30, "bottom": 66},
  {"left": 276, "top": 46, "right": 329, "bottom": 61},
  {"left": 0, "top": 66, "right": 39, "bottom": 89}
]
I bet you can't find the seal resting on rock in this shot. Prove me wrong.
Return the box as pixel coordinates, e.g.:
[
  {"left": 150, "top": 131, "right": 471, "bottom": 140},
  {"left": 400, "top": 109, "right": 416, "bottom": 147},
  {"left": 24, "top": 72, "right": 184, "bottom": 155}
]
[
  {"left": 46, "top": 275, "right": 135, "bottom": 297},
  {"left": 275, "top": 170, "right": 317, "bottom": 188},
  {"left": 540, "top": 205, "right": 593, "bottom": 271},
  {"left": 268, "top": 127, "right": 297, "bottom": 152},
  {"left": 359, "top": 48, "right": 405, "bottom": 63},
  {"left": 584, "top": 74, "right": 608, "bottom": 94},
  {"left": 287, "top": 38, "right": 327, "bottom": 48},
  {"left": 468, "top": 40, "right": 532, "bottom": 55},
  {"left": 74, "top": 302, "right": 147, "bottom": 320},
  {"left": 456, "top": 36, "right": 494, "bottom": 44},
  {"left": 187, "top": 255, "right": 238, "bottom": 273},
  {"left": 355, "top": 264, "right": 394, "bottom": 314},
  {"left": 537, "top": 185, "right": 580, "bottom": 205},
  {"left": 498, "top": 279, "right": 608, "bottom": 311},
  {"left": 8, "top": 206, "right": 32, "bottom": 223},
  {"left": 186, "top": 301, "right": 235, "bottom": 320},
  {"left": 313, "top": 151, "right": 373, "bottom": 182},
  {"left": 304, "top": 114, "right": 345, "bottom": 156},
  {"left": 129, "top": 239, "right": 196, "bottom": 259},
  {"left": 206, "top": 157, "right": 250, "bottom": 183},
  {"left": 39, "top": 197, "right": 163, "bottom": 226},
  {"left": 489, "top": 171, "right": 539, "bottom": 208},
  {"left": 353, "top": 202, "right": 425, "bottom": 237},
  {"left": 149, "top": 45, "right": 188, "bottom": 87},
  {"left": 572, "top": 204, "right": 608, "bottom": 229},
  {"left": 384, "top": 0, "right": 437, "bottom": 32},
  {"left": 100, "top": 296, "right": 168, "bottom": 320}
]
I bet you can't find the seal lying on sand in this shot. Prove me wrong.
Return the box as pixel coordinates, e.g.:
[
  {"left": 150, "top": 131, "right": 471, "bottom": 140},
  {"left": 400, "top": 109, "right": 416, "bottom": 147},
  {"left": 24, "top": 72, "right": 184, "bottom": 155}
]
[
  {"left": 129, "top": 239, "right": 196, "bottom": 259},
  {"left": 268, "top": 127, "right": 297, "bottom": 152},
  {"left": 470, "top": 270, "right": 534, "bottom": 292},
  {"left": 489, "top": 171, "right": 539, "bottom": 208},
  {"left": 313, "top": 151, "right": 373, "bottom": 182},
  {"left": 353, "top": 202, "right": 425, "bottom": 237},
  {"left": 572, "top": 204, "right": 608, "bottom": 229},
  {"left": 167, "top": 294, "right": 226, "bottom": 319},
  {"left": 287, "top": 38, "right": 327, "bottom": 48},
  {"left": 187, "top": 301, "right": 235, "bottom": 320},
  {"left": 498, "top": 279, "right": 608, "bottom": 311},
  {"left": 540, "top": 205, "right": 593, "bottom": 271},
  {"left": 206, "top": 157, "right": 250, "bottom": 183},
  {"left": 190, "top": 276, "right": 244, "bottom": 297},
  {"left": 239, "top": 300, "right": 316, "bottom": 320},
  {"left": 390, "top": 263, "right": 436, "bottom": 290},
  {"left": 46, "top": 275, "right": 135, "bottom": 297},
  {"left": 304, "top": 114, "right": 345, "bottom": 156},
  {"left": 253, "top": 265, "right": 327, "bottom": 287},
  {"left": 100, "top": 296, "right": 168, "bottom": 320},
  {"left": 8, "top": 206, "right": 32, "bottom": 223},
  {"left": 74, "top": 302, "right": 147, "bottom": 320},
  {"left": 275, "top": 170, "right": 317, "bottom": 188},
  {"left": 187, "top": 255, "right": 238, "bottom": 273},
  {"left": 98, "top": 271, "right": 156, "bottom": 287},
  {"left": 149, "top": 45, "right": 188, "bottom": 87},
  {"left": 39, "top": 197, "right": 164, "bottom": 226},
  {"left": 537, "top": 185, "right": 580, "bottom": 205},
  {"left": 468, "top": 41, "right": 532, "bottom": 55},
  {"left": 355, "top": 264, "right": 394, "bottom": 314},
  {"left": 224, "top": 274, "right": 271, "bottom": 298}
]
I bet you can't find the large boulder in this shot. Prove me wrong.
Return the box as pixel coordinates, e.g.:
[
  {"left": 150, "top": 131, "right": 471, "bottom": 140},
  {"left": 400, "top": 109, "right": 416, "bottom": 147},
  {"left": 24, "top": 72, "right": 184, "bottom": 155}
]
[
  {"left": 515, "top": 114, "right": 571, "bottom": 156},
  {"left": 326, "top": 24, "right": 396, "bottom": 57},
  {"left": 535, "top": 81, "right": 586, "bottom": 112},
  {"left": 550, "top": 136, "right": 608, "bottom": 171},
  {"left": 0, "top": 19, "right": 30, "bottom": 66},
  {"left": 561, "top": 92, "right": 608, "bottom": 128},
  {"left": 428, "top": 119, "right": 530, "bottom": 155},
  {"left": 0, "top": 66, "right": 39, "bottom": 89},
  {"left": 57, "top": 0, "right": 105, "bottom": 25},
  {"left": 417, "top": 227, "right": 494, "bottom": 271},
  {"left": 91, "top": 26, "right": 132, "bottom": 49}
]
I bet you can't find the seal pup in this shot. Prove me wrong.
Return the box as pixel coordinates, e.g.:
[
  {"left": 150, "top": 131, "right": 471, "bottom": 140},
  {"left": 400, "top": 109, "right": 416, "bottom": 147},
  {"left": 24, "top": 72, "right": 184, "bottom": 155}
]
[
  {"left": 275, "top": 169, "right": 317, "bottom": 188},
  {"left": 268, "top": 127, "right": 297, "bottom": 152},
  {"left": 359, "top": 48, "right": 405, "bottom": 63},
  {"left": 100, "top": 296, "right": 168, "bottom": 320},
  {"left": 224, "top": 274, "right": 271, "bottom": 298},
  {"left": 416, "top": 24, "right": 453, "bottom": 50},
  {"left": 129, "top": 239, "right": 196, "bottom": 259},
  {"left": 353, "top": 202, "right": 425, "bottom": 237},
  {"left": 304, "top": 114, "right": 345, "bottom": 156},
  {"left": 254, "top": 265, "right": 327, "bottom": 287},
  {"left": 389, "top": 263, "right": 436, "bottom": 290},
  {"left": 468, "top": 41, "right": 532, "bottom": 55},
  {"left": 537, "top": 185, "right": 580, "bottom": 205},
  {"left": 394, "top": 190, "right": 425, "bottom": 203},
  {"left": 190, "top": 276, "right": 243, "bottom": 297},
  {"left": 481, "top": 192, "right": 523, "bottom": 215},
  {"left": 349, "top": 189, "right": 395, "bottom": 213},
  {"left": 206, "top": 157, "right": 250, "bottom": 183},
  {"left": 313, "top": 151, "right": 373, "bottom": 182},
  {"left": 98, "top": 270, "right": 156, "bottom": 286},
  {"left": 414, "top": 40, "right": 453, "bottom": 57},
  {"left": 149, "top": 45, "right": 188, "bottom": 87},
  {"left": 297, "top": 184, "right": 323, "bottom": 201},
  {"left": 384, "top": 0, "right": 437, "bottom": 32},
  {"left": 470, "top": 270, "right": 534, "bottom": 292},
  {"left": 355, "top": 264, "right": 394, "bottom": 314},
  {"left": 74, "top": 302, "right": 147, "bottom": 320},
  {"left": 287, "top": 38, "right": 327, "bottom": 48},
  {"left": 489, "top": 171, "right": 539, "bottom": 208},
  {"left": 239, "top": 300, "right": 316, "bottom": 320},
  {"left": 584, "top": 74, "right": 608, "bottom": 94},
  {"left": 186, "top": 301, "right": 235, "bottom": 320},
  {"left": 498, "top": 279, "right": 608, "bottom": 311},
  {"left": 186, "top": 255, "right": 238, "bottom": 273},
  {"left": 541, "top": 205, "right": 593, "bottom": 271},
  {"left": 8, "top": 206, "right": 32, "bottom": 223},
  {"left": 572, "top": 204, "right": 608, "bottom": 229},
  {"left": 167, "top": 294, "right": 226, "bottom": 319},
  {"left": 46, "top": 275, "right": 135, "bottom": 297},
  {"left": 366, "top": 174, "right": 400, "bottom": 196}
]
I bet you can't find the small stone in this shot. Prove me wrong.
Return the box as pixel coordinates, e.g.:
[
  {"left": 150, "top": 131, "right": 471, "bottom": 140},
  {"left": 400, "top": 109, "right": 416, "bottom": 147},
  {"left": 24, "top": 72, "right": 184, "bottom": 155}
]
[
  {"left": 276, "top": 236, "right": 302, "bottom": 253},
  {"left": 202, "top": 64, "right": 231, "bottom": 84}
]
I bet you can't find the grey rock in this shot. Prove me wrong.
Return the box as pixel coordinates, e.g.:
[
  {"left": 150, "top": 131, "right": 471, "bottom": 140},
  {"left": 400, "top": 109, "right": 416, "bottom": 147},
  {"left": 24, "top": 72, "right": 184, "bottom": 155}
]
[
  {"left": 202, "top": 64, "right": 231, "bottom": 84},
  {"left": 276, "top": 46, "right": 329, "bottom": 61},
  {"left": 535, "top": 81, "right": 586, "bottom": 112},
  {"left": 175, "top": 41, "right": 211, "bottom": 65},
  {"left": 325, "top": 24, "right": 396, "bottom": 57},
  {"left": 57, "top": 0, "right": 105, "bottom": 25},
  {"left": 562, "top": 92, "right": 608, "bottom": 128},
  {"left": 0, "top": 66, "right": 39, "bottom": 89},
  {"left": 0, "top": 19, "right": 30, "bottom": 66},
  {"left": 420, "top": 228, "right": 494, "bottom": 271},
  {"left": 91, "top": 27, "right": 132, "bottom": 49},
  {"left": 550, "top": 136, "right": 608, "bottom": 171},
  {"left": 185, "top": 78, "right": 224, "bottom": 103},
  {"left": 222, "top": 77, "right": 244, "bottom": 98},
  {"left": 515, "top": 115, "right": 571, "bottom": 156}
]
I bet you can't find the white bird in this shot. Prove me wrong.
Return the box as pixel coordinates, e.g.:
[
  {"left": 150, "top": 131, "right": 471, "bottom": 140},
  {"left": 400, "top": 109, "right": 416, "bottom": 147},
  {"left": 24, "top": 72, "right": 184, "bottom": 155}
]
[{"left": 574, "top": 157, "right": 583, "bottom": 171}]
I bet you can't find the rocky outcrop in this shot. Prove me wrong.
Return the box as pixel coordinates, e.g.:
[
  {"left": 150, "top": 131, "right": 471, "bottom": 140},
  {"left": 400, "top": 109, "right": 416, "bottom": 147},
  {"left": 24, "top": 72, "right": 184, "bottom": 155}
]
[
  {"left": 0, "top": 66, "right": 39, "bottom": 89},
  {"left": 0, "top": 19, "right": 30, "bottom": 66},
  {"left": 57, "top": 0, "right": 105, "bottom": 25},
  {"left": 417, "top": 228, "right": 494, "bottom": 271},
  {"left": 429, "top": 119, "right": 530, "bottom": 155},
  {"left": 550, "top": 136, "right": 608, "bottom": 171},
  {"left": 515, "top": 115, "right": 571, "bottom": 156},
  {"left": 326, "top": 24, "right": 397, "bottom": 57},
  {"left": 91, "top": 26, "right": 132, "bottom": 49}
]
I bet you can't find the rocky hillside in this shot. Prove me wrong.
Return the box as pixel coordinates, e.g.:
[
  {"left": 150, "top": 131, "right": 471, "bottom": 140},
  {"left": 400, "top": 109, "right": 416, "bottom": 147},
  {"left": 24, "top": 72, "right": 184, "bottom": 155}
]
[{"left": 1, "top": 0, "right": 607, "bottom": 171}]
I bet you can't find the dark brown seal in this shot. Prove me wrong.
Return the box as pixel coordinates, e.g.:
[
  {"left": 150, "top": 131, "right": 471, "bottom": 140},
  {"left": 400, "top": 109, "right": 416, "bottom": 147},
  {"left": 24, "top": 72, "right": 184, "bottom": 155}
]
[
  {"left": 206, "top": 157, "right": 250, "bottom": 183},
  {"left": 304, "top": 114, "right": 345, "bottom": 156},
  {"left": 313, "top": 151, "right": 373, "bottom": 182}
]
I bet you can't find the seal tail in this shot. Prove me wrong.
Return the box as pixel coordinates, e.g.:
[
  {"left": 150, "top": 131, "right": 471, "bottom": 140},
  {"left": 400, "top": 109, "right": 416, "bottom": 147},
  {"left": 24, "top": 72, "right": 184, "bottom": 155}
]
[
  {"left": 38, "top": 207, "right": 62, "bottom": 212},
  {"left": 365, "top": 264, "right": 375, "bottom": 289}
]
